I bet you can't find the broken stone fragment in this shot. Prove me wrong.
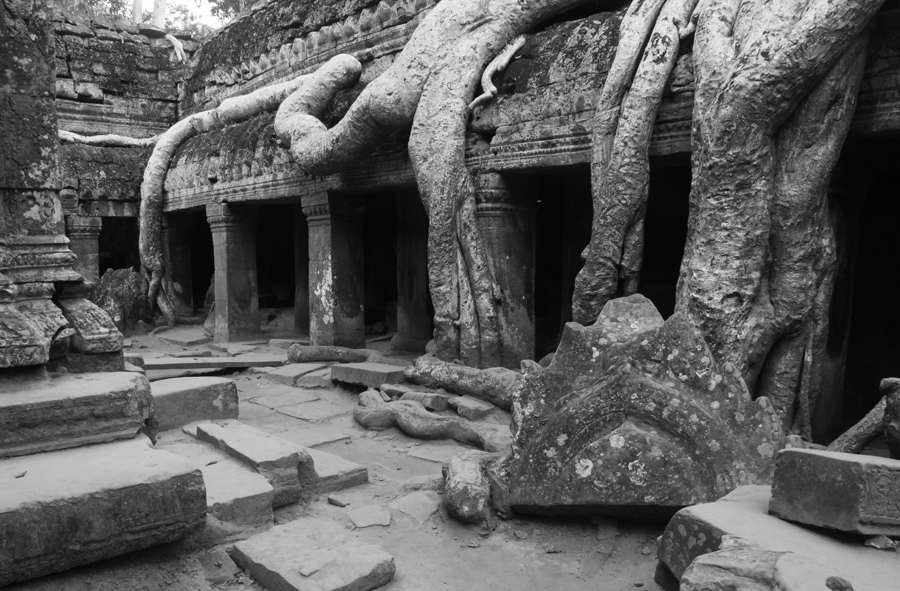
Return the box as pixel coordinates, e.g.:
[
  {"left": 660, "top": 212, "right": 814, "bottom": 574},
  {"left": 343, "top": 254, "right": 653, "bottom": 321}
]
[
  {"left": 400, "top": 390, "right": 454, "bottom": 411},
  {"left": 348, "top": 505, "right": 392, "bottom": 528},
  {"left": 151, "top": 376, "right": 239, "bottom": 430},
  {"left": 506, "top": 294, "right": 784, "bottom": 517},
  {"left": 230, "top": 518, "right": 395, "bottom": 591},
  {"left": 442, "top": 450, "right": 500, "bottom": 525},
  {"left": 449, "top": 395, "right": 495, "bottom": 420},
  {"left": 390, "top": 491, "right": 442, "bottom": 523},
  {"left": 769, "top": 448, "right": 900, "bottom": 536},
  {"left": 331, "top": 362, "right": 406, "bottom": 388}
]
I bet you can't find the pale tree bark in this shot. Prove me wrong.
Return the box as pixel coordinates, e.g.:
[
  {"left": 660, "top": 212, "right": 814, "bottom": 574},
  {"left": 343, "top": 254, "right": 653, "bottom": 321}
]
[
  {"left": 132, "top": 0, "right": 142, "bottom": 24},
  {"left": 152, "top": 0, "right": 167, "bottom": 28}
]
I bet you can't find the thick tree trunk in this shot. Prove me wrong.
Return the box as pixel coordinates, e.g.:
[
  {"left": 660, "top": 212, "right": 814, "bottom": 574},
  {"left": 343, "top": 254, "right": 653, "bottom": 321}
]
[
  {"left": 132, "top": 0, "right": 142, "bottom": 24},
  {"left": 152, "top": 0, "right": 166, "bottom": 28}
]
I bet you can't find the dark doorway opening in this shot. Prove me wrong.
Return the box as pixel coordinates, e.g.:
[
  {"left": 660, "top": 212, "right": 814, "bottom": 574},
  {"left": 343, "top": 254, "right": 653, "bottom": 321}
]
[
  {"left": 256, "top": 204, "right": 296, "bottom": 310},
  {"left": 98, "top": 216, "right": 140, "bottom": 276},
  {"left": 190, "top": 212, "right": 214, "bottom": 310},
  {"left": 363, "top": 192, "right": 399, "bottom": 328}
]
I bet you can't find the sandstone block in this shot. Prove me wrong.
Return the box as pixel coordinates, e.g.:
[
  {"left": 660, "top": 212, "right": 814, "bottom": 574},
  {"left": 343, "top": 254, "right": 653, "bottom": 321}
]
[
  {"left": 0, "top": 371, "right": 152, "bottom": 458},
  {"left": 194, "top": 420, "right": 312, "bottom": 507},
  {"left": 769, "top": 448, "right": 900, "bottom": 536},
  {"left": 231, "top": 518, "right": 395, "bottom": 591},
  {"left": 202, "top": 459, "right": 273, "bottom": 542},
  {"left": 266, "top": 363, "right": 328, "bottom": 386},
  {"left": 348, "top": 505, "right": 392, "bottom": 528},
  {"left": 400, "top": 391, "right": 454, "bottom": 411},
  {"left": 143, "top": 353, "right": 286, "bottom": 370},
  {"left": 390, "top": 491, "right": 442, "bottom": 523},
  {"left": 151, "top": 377, "right": 239, "bottom": 431},
  {"left": 158, "top": 330, "right": 213, "bottom": 346},
  {"left": 657, "top": 485, "right": 898, "bottom": 589},
  {"left": 305, "top": 447, "right": 368, "bottom": 494},
  {"left": 0, "top": 439, "right": 206, "bottom": 586},
  {"left": 331, "top": 362, "right": 405, "bottom": 388},
  {"left": 449, "top": 395, "right": 495, "bottom": 420}
]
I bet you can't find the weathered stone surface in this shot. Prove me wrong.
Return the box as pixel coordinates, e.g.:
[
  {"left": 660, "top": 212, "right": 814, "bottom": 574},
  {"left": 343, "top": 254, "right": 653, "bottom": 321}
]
[
  {"left": 449, "top": 396, "right": 496, "bottom": 420},
  {"left": 194, "top": 420, "right": 313, "bottom": 507},
  {"left": 0, "top": 371, "right": 152, "bottom": 458},
  {"left": 158, "top": 329, "right": 214, "bottom": 347},
  {"left": 658, "top": 485, "right": 899, "bottom": 588},
  {"left": 89, "top": 268, "right": 152, "bottom": 335},
  {"left": 399, "top": 391, "right": 454, "bottom": 411},
  {"left": 885, "top": 380, "right": 900, "bottom": 460},
  {"left": 144, "top": 353, "right": 286, "bottom": 370},
  {"left": 348, "top": 505, "right": 392, "bottom": 528},
  {"left": 266, "top": 362, "right": 329, "bottom": 386},
  {"left": 769, "top": 448, "right": 900, "bottom": 536},
  {"left": 269, "top": 338, "right": 309, "bottom": 350},
  {"left": 442, "top": 451, "right": 497, "bottom": 525},
  {"left": 305, "top": 447, "right": 368, "bottom": 494},
  {"left": 295, "top": 367, "right": 333, "bottom": 388},
  {"left": 0, "top": 438, "right": 206, "bottom": 587},
  {"left": 57, "top": 294, "right": 124, "bottom": 354},
  {"left": 506, "top": 295, "right": 784, "bottom": 517},
  {"left": 202, "top": 459, "right": 273, "bottom": 542},
  {"left": 231, "top": 517, "right": 395, "bottom": 591},
  {"left": 390, "top": 491, "right": 442, "bottom": 523},
  {"left": 47, "top": 350, "right": 125, "bottom": 373},
  {"left": 330, "top": 362, "right": 406, "bottom": 388},
  {"left": 151, "top": 377, "right": 239, "bottom": 431},
  {"left": 404, "top": 354, "right": 517, "bottom": 410}
]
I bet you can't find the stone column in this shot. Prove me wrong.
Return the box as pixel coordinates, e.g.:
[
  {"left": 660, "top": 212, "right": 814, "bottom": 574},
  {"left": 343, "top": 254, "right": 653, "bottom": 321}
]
[
  {"left": 293, "top": 204, "right": 310, "bottom": 333},
  {"left": 302, "top": 192, "right": 365, "bottom": 348},
  {"left": 65, "top": 215, "right": 102, "bottom": 284},
  {"left": 392, "top": 189, "right": 431, "bottom": 352},
  {"left": 475, "top": 173, "right": 536, "bottom": 367},
  {"left": 206, "top": 203, "right": 261, "bottom": 342},
  {"left": 160, "top": 213, "right": 195, "bottom": 317}
]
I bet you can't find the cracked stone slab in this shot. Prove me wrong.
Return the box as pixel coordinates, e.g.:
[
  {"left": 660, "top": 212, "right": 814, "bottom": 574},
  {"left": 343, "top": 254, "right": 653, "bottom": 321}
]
[
  {"left": 769, "top": 448, "right": 900, "bottom": 536},
  {"left": 202, "top": 459, "right": 273, "bottom": 542},
  {"left": 658, "top": 485, "right": 900, "bottom": 588},
  {"left": 144, "top": 353, "right": 286, "bottom": 370},
  {"left": 295, "top": 367, "right": 333, "bottom": 388},
  {"left": 390, "top": 491, "right": 441, "bottom": 523},
  {"left": 231, "top": 517, "right": 395, "bottom": 591},
  {"left": 193, "top": 420, "right": 314, "bottom": 508},
  {"left": 151, "top": 376, "right": 239, "bottom": 431},
  {"left": 305, "top": 447, "right": 368, "bottom": 494},
  {"left": 266, "top": 363, "right": 329, "bottom": 386},
  {"left": 0, "top": 438, "right": 206, "bottom": 587},
  {"left": 348, "top": 505, "right": 392, "bottom": 528}
]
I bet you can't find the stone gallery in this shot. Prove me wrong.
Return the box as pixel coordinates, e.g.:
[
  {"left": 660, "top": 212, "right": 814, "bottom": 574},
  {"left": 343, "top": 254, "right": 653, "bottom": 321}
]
[{"left": 2, "top": 0, "right": 900, "bottom": 589}]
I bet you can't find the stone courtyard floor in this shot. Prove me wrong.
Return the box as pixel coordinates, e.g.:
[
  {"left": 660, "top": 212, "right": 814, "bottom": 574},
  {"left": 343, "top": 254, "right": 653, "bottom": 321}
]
[{"left": 7, "top": 325, "right": 668, "bottom": 591}]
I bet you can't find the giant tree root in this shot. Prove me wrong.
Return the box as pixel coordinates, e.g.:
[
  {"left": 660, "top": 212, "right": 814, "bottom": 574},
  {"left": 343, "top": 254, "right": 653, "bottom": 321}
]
[
  {"left": 353, "top": 390, "right": 512, "bottom": 452},
  {"left": 826, "top": 377, "right": 899, "bottom": 454},
  {"left": 403, "top": 354, "right": 518, "bottom": 410},
  {"left": 286, "top": 344, "right": 409, "bottom": 367}
]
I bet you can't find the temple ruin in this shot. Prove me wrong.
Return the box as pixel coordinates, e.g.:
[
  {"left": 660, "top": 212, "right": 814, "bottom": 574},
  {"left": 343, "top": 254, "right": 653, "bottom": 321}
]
[{"left": 2, "top": 0, "right": 900, "bottom": 589}]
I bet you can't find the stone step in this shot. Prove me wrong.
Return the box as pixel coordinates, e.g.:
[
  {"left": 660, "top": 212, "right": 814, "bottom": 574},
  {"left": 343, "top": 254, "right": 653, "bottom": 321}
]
[
  {"left": 144, "top": 353, "right": 287, "bottom": 370},
  {"left": 0, "top": 438, "right": 206, "bottom": 587},
  {"left": 185, "top": 420, "right": 368, "bottom": 499},
  {"left": 657, "top": 485, "right": 900, "bottom": 589},
  {"left": 0, "top": 371, "right": 152, "bottom": 459},
  {"left": 190, "top": 420, "right": 313, "bottom": 508},
  {"left": 156, "top": 430, "right": 274, "bottom": 542},
  {"left": 230, "top": 517, "right": 395, "bottom": 591},
  {"left": 305, "top": 447, "right": 369, "bottom": 494},
  {"left": 265, "top": 362, "right": 329, "bottom": 386},
  {"left": 295, "top": 367, "right": 333, "bottom": 388},
  {"left": 208, "top": 342, "right": 263, "bottom": 356},
  {"left": 330, "top": 362, "right": 405, "bottom": 389},
  {"left": 151, "top": 376, "right": 239, "bottom": 431}
]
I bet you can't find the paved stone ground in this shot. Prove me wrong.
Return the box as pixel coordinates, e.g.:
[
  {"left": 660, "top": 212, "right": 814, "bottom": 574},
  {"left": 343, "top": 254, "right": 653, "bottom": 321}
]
[{"left": 6, "top": 325, "right": 666, "bottom": 591}]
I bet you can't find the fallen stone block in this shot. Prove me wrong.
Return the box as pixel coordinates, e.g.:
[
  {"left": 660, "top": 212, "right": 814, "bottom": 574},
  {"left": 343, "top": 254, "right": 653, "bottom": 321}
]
[
  {"left": 158, "top": 331, "right": 213, "bottom": 347},
  {"left": 231, "top": 518, "right": 395, "bottom": 591},
  {"left": 144, "top": 353, "right": 286, "bottom": 370},
  {"left": 269, "top": 338, "right": 309, "bottom": 350},
  {"left": 151, "top": 377, "right": 239, "bottom": 431},
  {"left": 202, "top": 459, "right": 273, "bottom": 542},
  {"left": 332, "top": 362, "right": 406, "bottom": 389},
  {"left": 287, "top": 344, "right": 374, "bottom": 364},
  {"left": 657, "top": 485, "right": 899, "bottom": 589},
  {"left": 442, "top": 450, "right": 496, "bottom": 525},
  {"left": 208, "top": 342, "right": 261, "bottom": 356},
  {"left": 449, "top": 396, "right": 495, "bottom": 420},
  {"left": 172, "top": 349, "right": 212, "bottom": 358},
  {"left": 769, "top": 448, "right": 900, "bottom": 536},
  {"left": 0, "top": 371, "right": 153, "bottom": 458},
  {"left": 348, "top": 505, "right": 392, "bottom": 528},
  {"left": 381, "top": 383, "right": 415, "bottom": 398},
  {"left": 0, "top": 439, "right": 206, "bottom": 587},
  {"left": 266, "top": 363, "right": 328, "bottom": 386},
  {"left": 124, "top": 361, "right": 145, "bottom": 374},
  {"left": 400, "top": 391, "right": 454, "bottom": 411},
  {"left": 295, "top": 367, "right": 333, "bottom": 388},
  {"left": 194, "top": 420, "right": 314, "bottom": 507},
  {"left": 305, "top": 447, "right": 368, "bottom": 494},
  {"left": 47, "top": 351, "right": 125, "bottom": 373},
  {"left": 124, "top": 352, "right": 145, "bottom": 368}
]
